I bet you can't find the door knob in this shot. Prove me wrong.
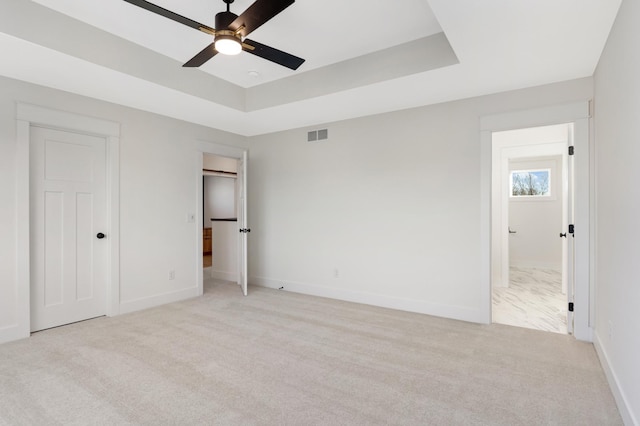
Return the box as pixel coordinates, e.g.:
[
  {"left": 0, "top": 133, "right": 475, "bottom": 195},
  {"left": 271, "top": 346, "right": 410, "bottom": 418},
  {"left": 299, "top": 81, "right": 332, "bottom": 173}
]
[{"left": 96, "top": 232, "right": 106, "bottom": 239}]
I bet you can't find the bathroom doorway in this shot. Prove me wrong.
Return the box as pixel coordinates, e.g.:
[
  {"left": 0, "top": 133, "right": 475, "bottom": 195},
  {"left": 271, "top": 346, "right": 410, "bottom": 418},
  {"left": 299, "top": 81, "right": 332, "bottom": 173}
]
[{"left": 491, "top": 124, "right": 572, "bottom": 334}]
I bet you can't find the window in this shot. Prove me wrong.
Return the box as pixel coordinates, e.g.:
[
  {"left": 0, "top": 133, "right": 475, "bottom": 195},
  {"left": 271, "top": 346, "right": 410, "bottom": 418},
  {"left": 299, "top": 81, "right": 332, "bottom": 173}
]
[{"left": 510, "top": 169, "right": 551, "bottom": 197}]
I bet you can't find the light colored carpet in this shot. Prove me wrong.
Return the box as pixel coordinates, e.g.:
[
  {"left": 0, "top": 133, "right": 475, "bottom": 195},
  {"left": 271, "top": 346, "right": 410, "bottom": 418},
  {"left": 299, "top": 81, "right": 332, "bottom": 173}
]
[
  {"left": 0, "top": 279, "right": 621, "bottom": 425},
  {"left": 493, "top": 267, "right": 568, "bottom": 334}
]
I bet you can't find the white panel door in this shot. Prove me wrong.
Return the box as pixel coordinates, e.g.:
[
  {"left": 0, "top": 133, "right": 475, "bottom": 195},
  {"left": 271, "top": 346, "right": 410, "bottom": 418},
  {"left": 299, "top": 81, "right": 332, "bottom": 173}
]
[
  {"left": 30, "top": 126, "right": 108, "bottom": 331},
  {"left": 236, "top": 152, "right": 248, "bottom": 296}
]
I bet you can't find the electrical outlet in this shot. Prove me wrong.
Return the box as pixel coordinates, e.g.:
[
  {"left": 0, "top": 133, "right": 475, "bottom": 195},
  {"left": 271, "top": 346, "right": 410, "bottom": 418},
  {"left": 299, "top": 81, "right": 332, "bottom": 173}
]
[
  {"left": 333, "top": 268, "right": 339, "bottom": 279},
  {"left": 169, "top": 270, "right": 176, "bottom": 280}
]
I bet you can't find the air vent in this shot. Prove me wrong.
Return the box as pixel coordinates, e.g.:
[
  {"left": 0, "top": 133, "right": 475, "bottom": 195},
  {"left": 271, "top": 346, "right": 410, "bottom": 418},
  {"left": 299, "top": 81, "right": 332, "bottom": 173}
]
[{"left": 307, "top": 129, "right": 328, "bottom": 142}]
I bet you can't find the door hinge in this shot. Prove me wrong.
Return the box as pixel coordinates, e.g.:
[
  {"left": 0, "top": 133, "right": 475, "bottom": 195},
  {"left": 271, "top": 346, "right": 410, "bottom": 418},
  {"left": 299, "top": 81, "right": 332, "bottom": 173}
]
[
  {"left": 239, "top": 228, "right": 251, "bottom": 233},
  {"left": 568, "top": 224, "right": 575, "bottom": 234},
  {"left": 568, "top": 146, "right": 574, "bottom": 156},
  {"left": 568, "top": 302, "right": 574, "bottom": 312}
]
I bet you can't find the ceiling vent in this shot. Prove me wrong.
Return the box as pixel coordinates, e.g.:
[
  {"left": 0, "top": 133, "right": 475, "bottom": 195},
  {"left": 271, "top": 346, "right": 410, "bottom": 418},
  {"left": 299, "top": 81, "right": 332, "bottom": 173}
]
[{"left": 307, "top": 129, "right": 328, "bottom": 142}]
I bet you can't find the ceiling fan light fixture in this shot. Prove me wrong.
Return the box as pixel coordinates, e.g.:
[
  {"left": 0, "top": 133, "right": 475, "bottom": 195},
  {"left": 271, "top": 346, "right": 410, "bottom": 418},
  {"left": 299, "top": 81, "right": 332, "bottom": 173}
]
[{"left": 215, "top": 32, "right": 242, "bottom": 55}]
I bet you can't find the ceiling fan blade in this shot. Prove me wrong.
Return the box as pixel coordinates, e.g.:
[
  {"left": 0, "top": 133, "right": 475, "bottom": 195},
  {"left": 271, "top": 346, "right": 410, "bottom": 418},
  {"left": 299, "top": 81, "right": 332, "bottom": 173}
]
[
  {"left": 229, "top": 0, "right": 294, "bottom": 38},
  {"left": 242, "top": 39, "right": 305, "bottom": 70},
  {"left": 183, "top": 43, "right": 218, "bottom": 67},
  {"left": 123, "top": 0, "right": 215, "bottom": 34}
]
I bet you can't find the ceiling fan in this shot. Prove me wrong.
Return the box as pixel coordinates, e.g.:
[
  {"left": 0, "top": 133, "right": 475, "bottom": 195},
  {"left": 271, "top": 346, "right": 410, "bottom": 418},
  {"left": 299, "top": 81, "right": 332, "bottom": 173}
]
[{"left": 123, "top": 0, "right": 305, "bottom": 70}]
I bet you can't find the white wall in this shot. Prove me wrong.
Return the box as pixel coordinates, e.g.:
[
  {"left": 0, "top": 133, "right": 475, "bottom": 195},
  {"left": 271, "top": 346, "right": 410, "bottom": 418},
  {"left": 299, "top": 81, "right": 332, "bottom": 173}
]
[
  {"left": 204, "top": 176, "right": 237, "bottom": 221},
  {"left": 593, "top": 0, "right": 640, "bottom": 423},
  {"left": 0, "top": 83, "right": 16, "bottom": 331},
  {"left": 248, "top": 78, "right": 593, "bottom": 323},
  {"left": 509, "top": 156, "right": 562, "bottom": 270},
  {"left": 210, "top": 222, "right": 238, "bottom": 282},
  {"left": 0, "top": 75, "right": 247, "bottom": 343}
]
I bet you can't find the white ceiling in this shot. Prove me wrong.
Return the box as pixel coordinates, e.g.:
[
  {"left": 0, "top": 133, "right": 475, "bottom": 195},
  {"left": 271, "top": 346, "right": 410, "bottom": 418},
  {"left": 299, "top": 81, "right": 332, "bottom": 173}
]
[{"left": 0, "top": 0, "right": 622, "bottom": 136}]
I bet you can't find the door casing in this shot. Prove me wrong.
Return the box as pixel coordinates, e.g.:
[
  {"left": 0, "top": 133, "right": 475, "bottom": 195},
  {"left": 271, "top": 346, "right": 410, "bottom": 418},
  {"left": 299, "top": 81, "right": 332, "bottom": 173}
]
[
  {"left": 480, "top": 101, "right": 593, "bottom": 341},
  {"left": 195, "top": 141, "right": 249, "bottom": 296},
  {"left": 13, "top": 103, "right": 120, "bottom": 342}
]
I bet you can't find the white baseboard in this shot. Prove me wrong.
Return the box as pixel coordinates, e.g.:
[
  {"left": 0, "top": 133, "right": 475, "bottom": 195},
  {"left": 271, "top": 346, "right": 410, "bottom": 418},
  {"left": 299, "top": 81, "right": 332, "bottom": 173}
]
[
  {"left": 510, "top": 261, "right": 562, "bottom": 271},
  {"left": 119, "top": 286, "right": 201, "bottom": 315},
  {"left": 250, "top": 276, "right": 483, "bottom": 324},
  {"left": 593, "top": 331, "right": 638, "bottom": 426},
  {"left": 210, "top": 270, "right": 237, "bottom": 282},
  {"left": 0, "top": 323, "right": 29, "bottom": 345}
]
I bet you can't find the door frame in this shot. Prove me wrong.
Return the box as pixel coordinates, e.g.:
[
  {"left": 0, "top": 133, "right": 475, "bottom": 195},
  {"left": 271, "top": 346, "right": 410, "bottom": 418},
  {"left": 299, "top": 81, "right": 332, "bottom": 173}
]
[
  {"left": 195, "top": 141, "right": 248, "bottom": 295},
  {"left": 14, "top": 103, "right": 120, "bottom": 342},
  {"left": 480, "top": 101, "right": 593, "bottom": 341}
]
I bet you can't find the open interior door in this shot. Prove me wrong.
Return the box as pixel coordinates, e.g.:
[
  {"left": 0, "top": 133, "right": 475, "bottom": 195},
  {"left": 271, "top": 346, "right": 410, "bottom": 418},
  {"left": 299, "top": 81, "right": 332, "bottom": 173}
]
[
  {"left": 561, "top": 147, "right": 569, "bottom": 297},
  {"left": 236, "top": 151, "right": 248, "bottom": 296},
  {"left": 566, "top": 135, "right": 576, "bottom": 334}
]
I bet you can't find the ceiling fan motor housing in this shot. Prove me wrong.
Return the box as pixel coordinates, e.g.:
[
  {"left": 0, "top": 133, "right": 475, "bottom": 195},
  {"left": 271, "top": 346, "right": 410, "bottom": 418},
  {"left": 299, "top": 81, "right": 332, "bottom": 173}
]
[{"left": 216, "top": 11, "right": 238, "bottom": 32}]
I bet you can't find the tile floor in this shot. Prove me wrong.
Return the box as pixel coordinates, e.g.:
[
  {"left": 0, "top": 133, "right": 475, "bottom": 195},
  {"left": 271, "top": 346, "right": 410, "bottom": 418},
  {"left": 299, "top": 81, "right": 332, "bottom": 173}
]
[{"left": 492, "top": 267, "right": 568, "bottom": 334}]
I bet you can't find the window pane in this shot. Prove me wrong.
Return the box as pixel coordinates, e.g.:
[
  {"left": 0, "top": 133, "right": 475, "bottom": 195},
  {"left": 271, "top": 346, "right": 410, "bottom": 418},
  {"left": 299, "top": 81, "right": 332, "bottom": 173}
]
[{"left": 510, "top": 169, "right": 550, "bottom": 197}]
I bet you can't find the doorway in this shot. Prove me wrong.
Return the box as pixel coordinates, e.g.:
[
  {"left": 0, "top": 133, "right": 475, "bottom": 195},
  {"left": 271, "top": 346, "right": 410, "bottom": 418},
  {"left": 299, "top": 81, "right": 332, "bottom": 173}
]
[
  {"left": 490, "top": 124, "right": 573, "bottom": 334},
  {"left": 196, "top": 146, "right": 248, "bottom": 297},
  {"left": 490, "top": 124, "right": 571, "bottom": 334},
  {"left": 480, "top": 102, "right": 592, "bottom": 341},
  {"left": 203, "top": 154, "right": 238, "bottom": 279},
  {"left": 490, "top": 124, "right": 575, "bottom": 334}
]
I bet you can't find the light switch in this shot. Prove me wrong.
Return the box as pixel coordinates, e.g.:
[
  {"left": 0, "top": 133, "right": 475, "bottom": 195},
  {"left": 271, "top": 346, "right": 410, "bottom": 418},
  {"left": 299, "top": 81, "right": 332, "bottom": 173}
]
[{"left": 187, "top": 213, "right": 195, "bottom": 223}]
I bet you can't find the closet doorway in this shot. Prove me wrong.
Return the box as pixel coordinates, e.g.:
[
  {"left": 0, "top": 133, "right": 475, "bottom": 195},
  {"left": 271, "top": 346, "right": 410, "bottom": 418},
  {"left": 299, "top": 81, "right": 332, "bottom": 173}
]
[{"left": 203, "top": 154, "right": 239, "bottom": 284}]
